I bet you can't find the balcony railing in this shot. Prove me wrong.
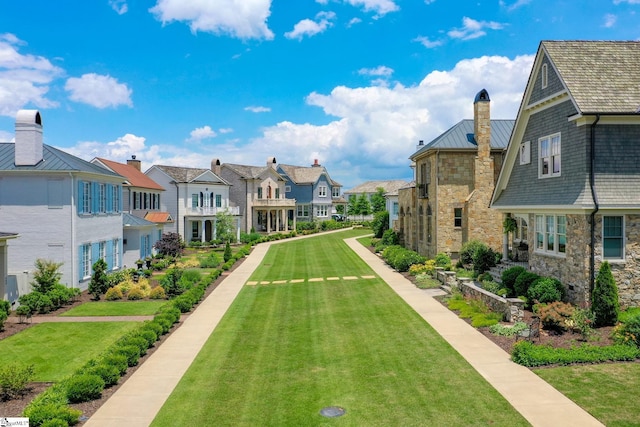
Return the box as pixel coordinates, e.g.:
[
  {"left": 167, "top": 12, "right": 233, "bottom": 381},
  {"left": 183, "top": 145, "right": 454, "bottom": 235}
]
[
  {"left": 252, "top": 198, "right": 296, "bottom": 208},
  {"left": 186, "top": 206, "right": 240, "bottom": 216}
]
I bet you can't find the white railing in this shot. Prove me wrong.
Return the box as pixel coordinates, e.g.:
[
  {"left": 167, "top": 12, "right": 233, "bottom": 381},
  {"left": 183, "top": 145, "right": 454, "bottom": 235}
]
[
  {"left": 252, "top": 199, "right": 296, "bottom": 207},
  {"left": 186, "top": 206, "right": 240, "bottom": 216}
]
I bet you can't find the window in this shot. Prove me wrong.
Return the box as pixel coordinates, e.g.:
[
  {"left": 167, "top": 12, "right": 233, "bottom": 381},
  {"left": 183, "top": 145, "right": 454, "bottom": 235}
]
[
  {"left": 285, "top": 185, "right": 291, "bottom": 193},
  {"left": 82, "top": 244, "right": 91, "bottom": 278},
  {"left": 257, "top": 187, "right": 263, "bottom": 199},
  {"left": 318, "top": 186, "right": 327, "bottom": 197},
  {"left": 82, "top": 182, "right": 92, "bottom": 213},
  {"left": 112, "top": 239, "right": 120, "bottom": 270},
  {"left": 332, "top": 187, "right": 340, "bottom": 197},
  {"left": 191, "top": 194, "right": 198, "bottom": 208},
  {"left": 520, "top": 141, "right": 531, "bottom": 165},
  {"left": 297, "top": 204, "right": 309, "bottom": 217},
  {"left": 539, "top": 133, "right": 561, "bottom": 178},
  {"left": 112, "top": 185, "right": 120, "bottom": 212},
  {"left": 144, "top": 192, "right": 149, "bottom": 209},
  {"left": 99, "top": 241, "right": 106, "bottom": 261},
  {"left": 603, "top": 216, "right": 624, "bottom": 260},
  {"left": 216, "top": 194, "right": 222, "bottom": 207},
  {"left": 535, "top": 214, "right": 566, "bottom": 255},
  {"left": 541, "top": 63, "right": 548, "bottom": 89},
  {"left": 133, "top": 191, "right": 138, "bottom": 209},
  {"left": 454, "top": 208, "right": 462, "bottom": 227},
  {"left": 275, "top": 188, "right": 280, "bottom": 199},
  {"left": 317, "top": 205, "right": 328, "bottom": 217},
  {"left": 192, "top": 222, "right": 199, "bottom": 239},
  {"left": 393, "top": 202, "right": 399, "bottom": 216}
]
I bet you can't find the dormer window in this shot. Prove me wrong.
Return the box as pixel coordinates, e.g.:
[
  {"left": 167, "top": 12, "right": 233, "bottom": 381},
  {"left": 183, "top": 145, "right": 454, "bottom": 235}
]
[{"left": 541, "top": 63, "right": 548, "bottom": 89}]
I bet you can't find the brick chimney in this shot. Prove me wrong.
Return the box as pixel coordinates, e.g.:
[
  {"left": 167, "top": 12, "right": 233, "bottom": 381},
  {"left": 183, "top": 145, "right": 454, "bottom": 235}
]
[
  {"left": 211, "top": 158, "right": 221, "bottom": 175},
  {"left": 127, "top": 155, "right": 141, "bottom": 171},
  {"left": 15, "top": 110, "right": 43, "bottom": 166},
  {"left": 473, "top": 89, "right": 491, "bottom": 159},
  {"left": 312, "top": 159, "right": 320, "bottom": 167}
]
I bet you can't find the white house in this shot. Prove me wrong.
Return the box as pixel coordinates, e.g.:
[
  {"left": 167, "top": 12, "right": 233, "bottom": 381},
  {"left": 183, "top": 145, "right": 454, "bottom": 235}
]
[
  {"left": 146, "top": 163, "right": 241, "bottom": 243},
  {"left": 0, "top": 110, "right": 124, "bottom": 300}
]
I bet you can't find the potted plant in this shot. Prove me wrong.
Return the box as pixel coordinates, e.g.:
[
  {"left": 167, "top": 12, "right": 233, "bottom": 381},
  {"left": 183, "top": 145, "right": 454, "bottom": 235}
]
[
  {"left": 145, "top": 256, "right": 152, "bottom": 269},
  {"left": 136, "top": 259, "right": 144, "bottom": 269}
]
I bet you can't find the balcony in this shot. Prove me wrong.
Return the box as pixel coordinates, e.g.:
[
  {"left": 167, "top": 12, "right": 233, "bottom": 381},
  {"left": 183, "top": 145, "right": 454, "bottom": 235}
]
[
  {"left": 252, "top": 198, "right": 296, "bottom": 208},
  {"left": 186, "top": 206, "right": 241, "bottom": 216},
  {"left": 417, "top": 184, "right": 429, "bottom": 199}
]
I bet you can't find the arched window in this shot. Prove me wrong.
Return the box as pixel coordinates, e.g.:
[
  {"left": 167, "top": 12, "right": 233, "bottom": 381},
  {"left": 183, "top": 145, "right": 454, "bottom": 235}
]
[{"left": 267, "top": 185, "right": 272, "bottom": 199}]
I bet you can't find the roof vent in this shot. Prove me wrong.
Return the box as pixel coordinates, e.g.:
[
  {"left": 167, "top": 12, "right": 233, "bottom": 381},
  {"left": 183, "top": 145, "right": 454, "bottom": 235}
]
[{"left": 474, "top": 88, "right": 490, "bottom": 103}]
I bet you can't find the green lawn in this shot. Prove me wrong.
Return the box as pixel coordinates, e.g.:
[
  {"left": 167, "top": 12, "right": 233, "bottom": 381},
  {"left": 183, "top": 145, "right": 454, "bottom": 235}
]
[
  {"left": 153, "top": 229, "right": 528, "bottom": 426},
  {"left": 536, "top": 364, "right": 640, "bottom": 427},
  {"left": 0, "top": 322, "right": 138, "bottom": 381},
  {"left": 60, "top": 301, "right": 167, "bottom": 317}
]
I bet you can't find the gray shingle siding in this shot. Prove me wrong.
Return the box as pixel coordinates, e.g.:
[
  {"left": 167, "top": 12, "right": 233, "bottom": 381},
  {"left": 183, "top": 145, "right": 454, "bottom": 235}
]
[{"left": 528, "top": 53, "right": 565, "bottom": 105}]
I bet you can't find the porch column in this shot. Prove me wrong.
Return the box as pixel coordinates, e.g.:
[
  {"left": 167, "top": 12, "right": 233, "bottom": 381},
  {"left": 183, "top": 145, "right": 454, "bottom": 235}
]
[
  {"left": 502, "top": 214, "right": 509, "bottom": 261},
  {"left": 236, "top": 218, "right": 241, "bottom": 243},
  {"left": 293, "top": 210, "right": 296, "bottom": 231},
  {"left": 276, "top": 209, "right": 281, "bottom": 232},
  {"left": 282, "top": 209, "right": 288, "bottom": 232},
  {"left": 213, "top": 218, "right": 217, "bottom": 240},
  {"left": 267, "top": 210, "right": 271, "bottom": 233},
  {"left": 201, "top": 219, "right": 206, "bottom": 242}
]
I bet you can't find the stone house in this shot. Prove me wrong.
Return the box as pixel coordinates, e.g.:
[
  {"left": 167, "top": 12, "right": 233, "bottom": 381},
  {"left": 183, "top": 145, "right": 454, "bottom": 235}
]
[
  {"left": 398, "top": 90, "right": 514, "bottom": 260},
  {"left": 277, "top": 160, "right": 342, "bottom": 223},
  {"left": 0, "top": 110, "right": 124, "bottom": 298},
  {"left": 215, "top": 157, "right": 296, "bottom": 233},
  {"left": 491, "top": 40, "right": 640, "bottom": 307},
  {"left": 145, "top": 163, "right": 241, "bottom": 244}
]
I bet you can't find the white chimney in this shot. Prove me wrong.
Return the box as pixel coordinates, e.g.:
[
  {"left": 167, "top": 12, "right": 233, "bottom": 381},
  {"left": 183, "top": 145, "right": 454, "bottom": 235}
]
[{"left": 15, "top": 110, "right": 43, "bottom": 166}]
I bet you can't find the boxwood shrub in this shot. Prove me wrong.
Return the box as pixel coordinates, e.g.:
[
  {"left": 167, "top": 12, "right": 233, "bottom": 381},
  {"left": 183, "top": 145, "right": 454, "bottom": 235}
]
[
  {"left": 85, "top": 363, "right": 120, "bottom": 388},
  {"left": 65, "top": 374, "right": 105, "bottom": 403},
  {"left": 511, "top": 341, "right": 640, "bottom": 367}
]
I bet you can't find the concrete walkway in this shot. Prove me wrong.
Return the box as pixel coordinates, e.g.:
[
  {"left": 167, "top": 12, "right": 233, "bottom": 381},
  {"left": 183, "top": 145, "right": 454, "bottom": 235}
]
[{"left": 84, "top": 233, "right": 604, "bottom": 427}]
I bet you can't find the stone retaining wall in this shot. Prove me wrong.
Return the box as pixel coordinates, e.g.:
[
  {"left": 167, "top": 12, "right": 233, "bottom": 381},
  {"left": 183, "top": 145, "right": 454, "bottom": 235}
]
[{"left": 435, "top": 268, "right": 524, "bottom": 322}]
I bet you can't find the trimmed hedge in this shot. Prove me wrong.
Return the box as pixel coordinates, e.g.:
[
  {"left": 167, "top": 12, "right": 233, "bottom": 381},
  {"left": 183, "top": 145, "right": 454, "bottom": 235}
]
[{"left": 511, "top": 341, "right": 640, "bottom": 367}]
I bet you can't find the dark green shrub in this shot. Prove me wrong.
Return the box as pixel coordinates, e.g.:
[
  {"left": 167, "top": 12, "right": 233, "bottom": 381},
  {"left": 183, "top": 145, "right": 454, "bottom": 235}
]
[
  {"left": 112, "top": 345, "right": 141, "bottom": 367},
  {"left": 118, "top": 336, "right": 149, "bottom": 356},
  {"left": 137, "top": 329, "right": 158, "bottom": 348},
  {"left": 160, "top": 268, "right": 185, "bottom": 298},
  {"left": 459, "top": 240, "right": 486, "bottom": 265},
  {"left": 85, "top": 363, "right": 120, "bottom": 387},
  {"left": 371, "top": 210, "right": 389, "bottom": 238},
  {"left": 0, "top": 363, "right": 34, "bottom": 399},
  {"left": 141, "top": 321, "right": 163, "bottom": 340},
  {"left": 89, "top": 258, "right": 109, "bottom": 300},
  {"left": 18, "top": 292, "right": 53, "bottom": 314},
  {"left": 511, "top": 341, "right": 640, "bottom": 367},
  {"left": 471, "top": 245, "right": 498, "bottom": 274},
  {"left": 380, "top": 229, "right": 399, "bottom": 246},
  {"left": 514, "top": 271, "right": 540, "bottom": 297},
  {"left": 527, "top": 277, "right": 565, "bottom": 304},
  {"left": 381, "top": 245, "right": 426, "bottom": 272},
  {"left": 0, "top": 300, "right": 10, "bottom": 316},
  {"left": 592, "top": 261, "right": 619, "bottom": 327},
  {"left": 101, "top": 354, "right": 128, "bottom": 376},
  {"left": 501, "top": 266, "right": 525, "bottom": 296},
  {"left": 155, "top": 317, "right": 173, "bottom": 334},
  {"left": 172, "top": 294, "right": 196, "bottom": 313},
  {"left": 223, "top": 241, "right": 232, "bottom": 262},
  {"left": 65, "top": 374, "right": 105, "bottom": 403},
  {"left": 434, "top": 253, "right": 452, "bottom": 270}
]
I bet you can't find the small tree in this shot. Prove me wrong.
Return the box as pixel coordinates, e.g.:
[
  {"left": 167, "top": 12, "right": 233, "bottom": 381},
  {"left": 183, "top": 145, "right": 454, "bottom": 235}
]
[
  {"left": 31, "top": 259, "right": 63, "bottom": 294},
  {"left": 592, "top": 261, "right": 619, "bottom": 327},
  {"left": 154, "top": 232, "right": 184, "bottom": 258},
  {"left": 216, "top": 210, "right": 236, "bottom": 243},
  {"left": 347, "top": 195, "right": 358, "bottom": 218},
  {"left": 370, "top": 187, "right": 386, "bottom": 213},
  {"left": 335, "top": 204, "right": 345, "bottom": 215},
  {"left": 356, "top": 194, "right": 371, "bottom": 220},
  {"left": 88, "top": 259, "right": 109, "bottom": 300},
  {"left": 371, "top": 210, "right": 389, "bottom": 238},
  {"left": 224, "top": 241, "right": 233, "bottom": 262}
]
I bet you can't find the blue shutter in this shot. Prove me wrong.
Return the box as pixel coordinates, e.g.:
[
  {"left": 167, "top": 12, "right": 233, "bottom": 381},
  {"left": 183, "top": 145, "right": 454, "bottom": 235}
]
[
  {"left": 91, "top": 182, "right": 98, "bottom": 214},
  {"left": 118, "top": 185, "right": 123, "bottom": 212},
  {"left": 91, "top": 242, "right": 99, "bottom": 270},
  {"left": 77, "top": 180, "right": 84, "bottom": 214},
  {"left": 106, "top": 240, "right": 113, "bottom": 270},
  {"left": 106, "top": 184, "right": 113, "bottom": 213},
  {"left": 78, "top": 245, "right": 84, "bottom": 281}
]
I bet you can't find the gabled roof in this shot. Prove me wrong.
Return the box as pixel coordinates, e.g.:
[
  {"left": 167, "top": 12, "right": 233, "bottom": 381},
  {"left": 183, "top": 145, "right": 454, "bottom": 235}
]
[
  {"left": 150, "top": 165, "right": 230, "bottom": 185},
  {"left": 278, "top": 164, "right": 336, "bottom": 185},
  {"left": 93, "top": 158, "right": 164, "bottom": 190},
  {"left": 411, "top": 119, "right": 514, "bottom": 159},
  {"left": 123, "top": 213, "right": 157, "bottom": 228},
  {"left": 144, "top": 212, "right": 174, "bottom": 223},
  {"left": 344, "top": 180, "right": 410, "bottom": 195},
  {"left": 223, "top": 163, "right": 285, "bottom": 181},
  {"left": 542, "top": 40, "right": 640, "bottom": 114},
  {"left": 0, "top": 143, "right": 121, "bottom": 178},
  {"left": 0, "top": 232, "right": 18, "bottom": 240}
]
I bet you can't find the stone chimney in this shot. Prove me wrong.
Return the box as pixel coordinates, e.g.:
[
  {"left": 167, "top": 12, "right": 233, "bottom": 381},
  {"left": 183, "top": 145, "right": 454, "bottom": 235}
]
[
  {"left": 127, "top": 155, "right": 141, "bottom": 171},
  {"left": 312, "top": 159, "right": 320, "bottom": 167},
  {"left": 474, "top": 89, "right": 491, "bottom": 159},
  {"left": 211, "top": 158, "right": 221, "bottom": 175},
  {"left": 267, "top": 156, "right": 277, "bottom": 169},
  {"left": 15, "top": 110, "right": 43, "bottom": 166}
]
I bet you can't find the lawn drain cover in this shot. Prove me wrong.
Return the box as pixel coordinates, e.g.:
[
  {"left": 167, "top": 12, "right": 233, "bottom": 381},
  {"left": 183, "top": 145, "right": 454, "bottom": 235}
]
[{"left": 320, "top": 406, "right": 346, "bottom": 418}]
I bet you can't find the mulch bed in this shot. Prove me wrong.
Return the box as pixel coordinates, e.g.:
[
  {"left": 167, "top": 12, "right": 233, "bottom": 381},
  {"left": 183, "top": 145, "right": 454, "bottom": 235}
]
[{"left": 0, "top": 258, "right": 243, "bottom": 421}]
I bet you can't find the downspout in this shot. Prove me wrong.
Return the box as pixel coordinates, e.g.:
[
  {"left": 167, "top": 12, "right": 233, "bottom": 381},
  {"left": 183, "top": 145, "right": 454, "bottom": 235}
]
[
  {"left": 69, "top": 173, "right": 76, "bottom": 289},
  {"left": 173, "top": 181, "right": 180, "bottom": 238},
  {"left": 589, "top": 114, "right": 601, "bottom": 297}
]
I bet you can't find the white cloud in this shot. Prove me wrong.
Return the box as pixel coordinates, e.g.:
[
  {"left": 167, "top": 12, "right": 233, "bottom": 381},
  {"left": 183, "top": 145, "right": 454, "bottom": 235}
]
[
  {"left": 413, "top": 36, "right": 444, "bottom": 48},
  {"left": 65, "top": 133, "right": 147, "bottom": 160},
  {"left": 244, "top": 105, "right": 271, "bottom": 113},
  {"left": 499, "top": 0, "right": 531, "bottom": 11},
  {"left": 358, "top": 66, "right": 394, "bottom": 77},
  {"left": 613, "top": 0, "right": 640, "bottom": 4},
  {"left": 0, "top": 130, "right": 13, "bottom": 142},
  {"left": 285, "top": 11, "right": 336, "bottom": 40},
  {"left": 448, "top": 17, "right": 505, "bottom": 40},
  {"left": 345, "top": 0, "right": 399, "bottom": 16},
  {"left": 219, "top": 128, "right": 233, "bottom": 134},
  {"left": 347, "top": 17, "right": 362, "bottom": 27},
  {"left": 65, "top": 73, "right": 133, "bottom": 108},
  {"left": 109, "top": 0, "right": 128, "bottom": 14},
  {"left": 603, "top": 13, "right": 617, "bottom": 28},
  {"left": 149, "top": 0, "right": 274, "bottom": 40},
  {"left": 0, "top": 33, "right": 63, "bottom": 116},
  {"left": 187, "top": 125, "right": 216, "bottom": 142},
  {"left": 246, "top": 54, "right": 534, "bottom": 187}
]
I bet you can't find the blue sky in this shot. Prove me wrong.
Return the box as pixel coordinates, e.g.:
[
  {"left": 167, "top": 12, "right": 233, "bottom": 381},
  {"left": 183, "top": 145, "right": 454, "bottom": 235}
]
[{"left": 1, "top": 0, "right": 639, "bottom": 190}]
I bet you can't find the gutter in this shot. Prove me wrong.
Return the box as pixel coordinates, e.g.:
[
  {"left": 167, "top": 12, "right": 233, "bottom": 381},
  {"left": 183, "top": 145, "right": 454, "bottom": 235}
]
[{"left": 589, "top": 114, "right": 601, "bottom": 297}]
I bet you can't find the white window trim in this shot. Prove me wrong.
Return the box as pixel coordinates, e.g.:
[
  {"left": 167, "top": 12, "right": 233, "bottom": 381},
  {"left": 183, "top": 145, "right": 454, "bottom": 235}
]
[
  {"left": 541, "top": 63, "right": 548, "bottom": 89},
  {"left": 318, "top": 185, "right": 327, "bottom": 197},
  {"left": 112, "top": 238, "right": 120, "bottom": 270},
  {"left": 602, "top": 215, "right": 625, "bottom": 262},
  {"left": 534, "top": 214, "right": 566, "bottom": 257},
  {"left": 82, "top": 244, "right": 91, "bottom": 279},
  {"left": 538, "top": 133, "right": 561, "bottom": 178},
  {"left": 317, "top": 205, "right": 328, "bottom": 217},
  {"left": 285, "top": 185, "right": 291, "bottom": 192}
]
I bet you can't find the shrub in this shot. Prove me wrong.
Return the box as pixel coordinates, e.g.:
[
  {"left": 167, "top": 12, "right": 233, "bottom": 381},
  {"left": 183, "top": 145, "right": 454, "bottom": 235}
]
[
  {"left": 161, "top": 268, "right": 185, "bottom": 298},
  {"left": 199, "top": 252, "right": 222, "bottom": 268},
  {"left": 480, "top": 280, "right": 503, "bottom": 296},
  {"left": 569, "top": 308, "right": 595, "bottom": 341},
  {"left": 381, "top": 245, "right": 425, "bottom": 272},
  {"left": 612, "top": 313, "right": 640, "bottom": 348},
  {"left": 149, "top": 286, "right": 166, "bottom": 300},
  {"left": 514, "top": 271, "right": 540, "bottom": 298},
  {"left": 527, "top": 277, "right": 565, "bottom": 305},
  {"left": 112, "top": 344, "right": 141, "bottom": 367},
  {"left": 154, "top": 232, "right": 184, "bottom": 258},
  {"left": 141, "top": 321, "right": 163, "bottom": 340},
  {"left": 459, "top": 240, "right": 486, "bottom": 265},
  {"left": 172, "top": 294, "right": 195, "bottom": 313},
  {"left": 24, "top": 400, "right": 81, "bottom": 427},
  {"left": 155, "top": 317, "right": 173, "bottom": 334},
  {"left": 500, "top": 266, "right": 525, "bottom": 296},
  {"left": 104, "top": 287, "right": 124, "bottom": 301},
  {"left": 380, "top": 229, "right": 399, "bottom": 246},
  {"left": 18, "top": 292, "right": 53, "bottom": 314},
  {"left": 434, "top": 252, "right": 452, "bottom": 270},
  {"left": 180, "top": 270, "right": 202, "bottom": 287},
  {"left": 65, "top": 374, "right": 105, "bottom": 403},
  {"left": 118, "top": 335, "right": 150, "bottom": 356},
  {"left": 408, "top": 259, "right": 436, "bottom": 276},
  {"left": 127, "top": 287, "right": 144, "bottom": 301},
  {"left": 41, "top": 419, "right": 68, "bottom": 427},
  {"left": 89, "top": 258, "right": 110, "bottom": 300},
  {"left": 371, "top": 210, "right": 389, "bottom": 238},
  {"left": 592, "top": 261, "right": 619, "bottom": 327},
  {"left": 0, "top": 300, "right": 10, "bottom": 317},
  {"left": 472, "top": 245, "right": 498, "bottom": 274},
  {"left": 536, "top": 301, "right": 575, "bottom": 331},
  {"left": 489, "top": 322, "right": 528, "bottom": 337},
  {"left": 85, "top": 363, "right": 120, "bottom": 387},
  {"left": 223, "top": 242, "right": 233, "bottom": 262},
  {"left": 101, "top": 354, "right": 128, "bottom": 376},
  {"left": 511, "top": 341, "right": 640, "bottom": 367},
  {"left": 30, "top": 259, "right": 63, "bottom": 294},
  {"left": 0, "top": 363, "right": 35, "bottom": 400}
]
